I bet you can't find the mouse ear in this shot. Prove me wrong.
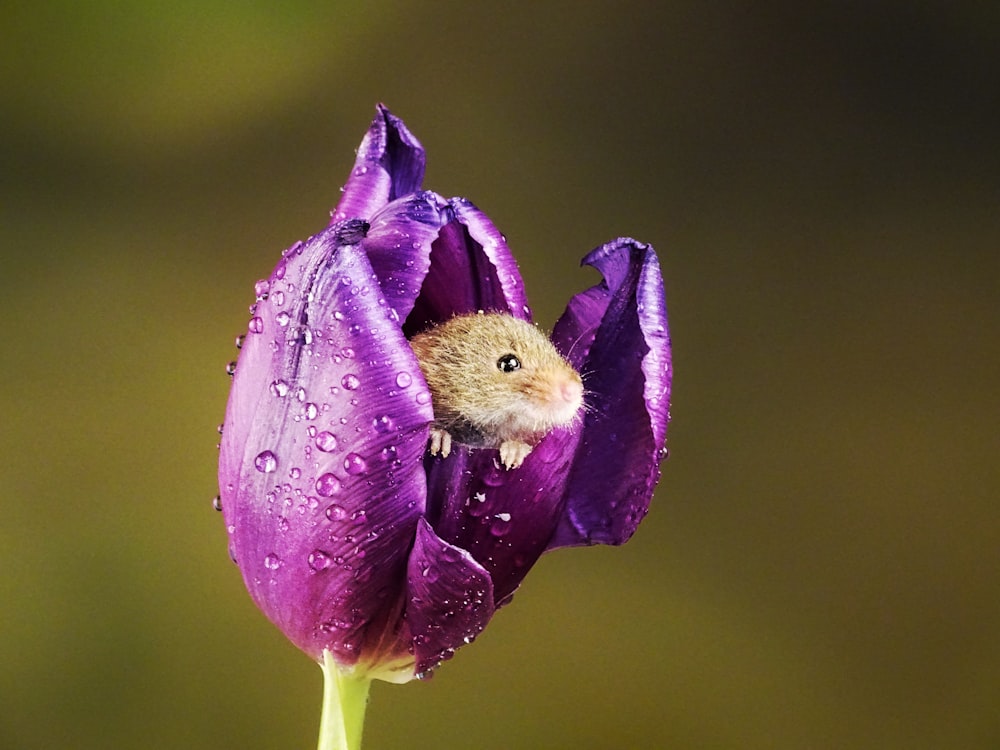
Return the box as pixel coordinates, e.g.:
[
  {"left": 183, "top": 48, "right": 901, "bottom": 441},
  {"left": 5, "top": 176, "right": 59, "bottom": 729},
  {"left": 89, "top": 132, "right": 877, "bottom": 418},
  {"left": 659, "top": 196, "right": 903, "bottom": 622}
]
[{"left": 546, "top": 237, "right": 672, "bottom": 549}]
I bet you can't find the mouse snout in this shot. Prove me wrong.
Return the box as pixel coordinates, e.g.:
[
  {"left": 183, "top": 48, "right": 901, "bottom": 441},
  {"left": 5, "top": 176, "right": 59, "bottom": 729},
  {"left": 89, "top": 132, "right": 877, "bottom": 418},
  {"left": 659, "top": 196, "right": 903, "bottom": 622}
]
[
  {"left": 543, "top": 373, "right": 583, "bottom": 426},
  {"left": 560, "top": 379, "right": 583, "bottom": 407}
]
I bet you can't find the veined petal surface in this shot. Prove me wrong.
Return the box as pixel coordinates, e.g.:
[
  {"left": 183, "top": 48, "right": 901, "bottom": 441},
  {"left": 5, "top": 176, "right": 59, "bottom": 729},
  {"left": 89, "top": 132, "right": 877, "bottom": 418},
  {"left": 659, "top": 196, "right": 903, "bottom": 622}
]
[
  {"left": 220, "top": 220, "right": 434, "bottom": 665},
  {"left": 548, "top": 238, "right": 672, "bottom": 549}
]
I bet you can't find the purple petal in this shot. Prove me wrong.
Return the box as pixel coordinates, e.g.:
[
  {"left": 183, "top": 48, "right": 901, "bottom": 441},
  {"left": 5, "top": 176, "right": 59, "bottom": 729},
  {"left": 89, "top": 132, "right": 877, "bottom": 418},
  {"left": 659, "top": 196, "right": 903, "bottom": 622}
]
[
  {"left": 405, "top": 518, "right": 495, "bottom": 676},
  {"left": 331, "top": 104, "right": 426, "bottom": 224},
  {"left": 219, "top": 220, "right": 434, "bottom": 664},
  {"left": 547, "top": 238, "right": 672, "bottom": 549},
  {"left": 423, "top": 426, "right": 579, "bottom": 605},
  {"left": 403, "top": 198, "right": 531, "bottom": 335},
  {"left": 362, "top": 191, "right": 449, "bottom": 326}
]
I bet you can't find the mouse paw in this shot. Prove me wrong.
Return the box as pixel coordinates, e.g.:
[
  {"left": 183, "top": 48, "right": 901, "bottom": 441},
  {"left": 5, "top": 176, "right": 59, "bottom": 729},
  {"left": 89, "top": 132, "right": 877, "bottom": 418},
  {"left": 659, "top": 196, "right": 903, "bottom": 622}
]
[
  {"left": 499, "top": 440, "right": 532, "bottom": 470},
  {"left": 428, "top": 428, "right": 452, "bottom": 459}
]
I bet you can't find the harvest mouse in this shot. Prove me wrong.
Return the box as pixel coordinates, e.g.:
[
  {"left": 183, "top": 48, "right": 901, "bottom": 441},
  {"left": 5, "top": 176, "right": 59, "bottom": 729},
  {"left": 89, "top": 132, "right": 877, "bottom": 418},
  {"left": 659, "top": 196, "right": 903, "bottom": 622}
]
[{"left": 409, "top": 312, "right": 584, "bottom": 469}]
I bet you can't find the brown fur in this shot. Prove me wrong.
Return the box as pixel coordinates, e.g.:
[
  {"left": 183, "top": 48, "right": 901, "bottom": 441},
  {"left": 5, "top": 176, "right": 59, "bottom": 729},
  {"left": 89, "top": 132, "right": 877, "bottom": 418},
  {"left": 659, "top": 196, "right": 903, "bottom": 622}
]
[{"left": 409, "top": 312, "right": 583, "bottom": 452}]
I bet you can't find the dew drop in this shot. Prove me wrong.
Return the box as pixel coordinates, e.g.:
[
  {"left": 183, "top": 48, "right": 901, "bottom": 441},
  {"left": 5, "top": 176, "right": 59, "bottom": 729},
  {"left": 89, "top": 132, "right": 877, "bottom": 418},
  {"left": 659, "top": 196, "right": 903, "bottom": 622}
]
[
  {"left": 302, "top": 402, "right": 318, "bottom": 420},
  {"left": 264, "top": 553, "right": 282, "bottom": 570},
  {"left": 325, "top": 503, "right": 347, "bottom": 521},
  {"left": 248, "top": 316, "right": 264, "bottom": 334},
  {"left": 372, "top": 415, "right": 393, "bottom": 434},
  {"left": 316, "top": 473, "right": 342, "bottom": 497},
  {"left": 272, "top": 290, "right": 285, "bottom": 306},
  {"left": 254, "top": 279, "right": 270, "bottom": 298},
  {"left": 395, "top": 371, "right": 412, "bottom": 388},
  {"left": 308, "top": 550, "right": 332, "bottom": 571},
  {"left": 270, "top": 379, "right": 289, "bottom": 397},
  {"left": 254, "top": 450, "right": 278, "bottom": 473},
  {"left": 344, "top": 453, "right": 367, "bottom": 475},
  {"left": 212, "top": 495, "right": 222, "bottom": 511},
  {"left": 316, "top": 431, "right": 339, "bottom": 452},
  {"left": 341, "top": 374, "right": 360, "bottom": 391},
  {"left": 225, "top": 361, "right": 237, "bottom": 376},
  {"left": 276, "top": 311, "right": 290, "bottom": 327},
  {"left": 289, "top": 467, "right": 302, "bottom": 480},
  {"left": 467, "top": 492, "right": 490, "bottom": 518},
  {"left": 234, "top": 334, "right": 246, "bottom": 349},
  {"left": 481, "top": 464, "right": 507, "bottom": 487},
  {"left": 490, "top": 513, "right": 513, "bottom": 537},
  {"left": 415, "top": 390, "right": 431, "bottom": 405}
]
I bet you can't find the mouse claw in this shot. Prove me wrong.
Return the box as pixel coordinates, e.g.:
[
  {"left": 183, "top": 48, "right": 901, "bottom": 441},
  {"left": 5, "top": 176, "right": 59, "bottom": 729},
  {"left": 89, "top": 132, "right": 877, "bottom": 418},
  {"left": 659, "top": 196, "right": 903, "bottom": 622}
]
[
  {"left": 499, "top": 440, "right": 532, "bottom": 470},
  {"left": 429, "top": 428, "right": 452, "bottom": 459}
]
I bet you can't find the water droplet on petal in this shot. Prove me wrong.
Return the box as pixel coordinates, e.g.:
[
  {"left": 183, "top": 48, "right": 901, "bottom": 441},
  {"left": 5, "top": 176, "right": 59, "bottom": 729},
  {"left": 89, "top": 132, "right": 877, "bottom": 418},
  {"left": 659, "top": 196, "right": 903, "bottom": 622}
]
[
  {"left": 344, "top": 453, "right": 367, "bottom": 475},
  {"left": 269, "top": 379, "right": 289, "bottom": 397},
  {"left": 272, "top": 291, "right": 285, "bottom": 306},
  {"left": 308, "top": 550, "right": 332, "bottom": 571},
  {"left": 276, "top": 311, "right": 290, "bottom": 327},
  {"left": 212, "top": 495, "right": 222, "bottom": 511},
  {"left": 415, "top": 390, "right": 431, "bottom": 405},
  {"left": 395, "top": 371, "right": 412, "bottom": 388},
  {"left": 248, "top": 316, "right": 264, "bottom": 334},
  {"left": 490, "top": 513, "right": 513, "bottom": 537},
  {"left": 325, "top": 503, "right": 347, "bottom": 521},
  {"left": 316, "top": 473, "right": 342, "bottom": 497},
  {"left": 302, "top": 402, "right": 318, "bottom": 420},
  {"left": 225, "top": 361, "right": 237, "bottom": 376},
  {"left": 341, "top": 374, "right": 360, "bottom": 391},
  {"left": 372, "top": 415, "right": 393, "bottom": 434},
  {"left": 234, "top": 334, "right": 246, "bottom": 349},
  {"left": 264, "top": 553, "right": 282, "bottom": 570},
  {"left": 254, "top": 450, "right": 278, "bottom": 473},
  {"left": 316, "top": 431, "right": 339, "bottom": 452},
  {"left": 254, "top": 279, "right": 270, "bottom": 298}
]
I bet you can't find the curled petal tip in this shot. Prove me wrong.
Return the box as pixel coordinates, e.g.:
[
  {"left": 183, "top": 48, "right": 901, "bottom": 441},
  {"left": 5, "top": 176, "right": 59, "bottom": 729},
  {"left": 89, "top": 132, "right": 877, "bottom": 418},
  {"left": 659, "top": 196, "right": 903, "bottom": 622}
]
[
  {"left": 548, "top": 237, "right": 671, "bottom": 549},
  {"left": 331, "top": 105, "right": 426, "bottom": 224}
]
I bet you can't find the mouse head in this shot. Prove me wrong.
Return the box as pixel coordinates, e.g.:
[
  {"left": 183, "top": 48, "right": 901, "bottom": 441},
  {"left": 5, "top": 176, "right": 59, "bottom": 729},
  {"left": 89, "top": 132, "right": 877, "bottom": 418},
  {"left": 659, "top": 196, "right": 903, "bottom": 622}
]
[{"left": 410, "top": 312, "right": 584, "bottom": 444}]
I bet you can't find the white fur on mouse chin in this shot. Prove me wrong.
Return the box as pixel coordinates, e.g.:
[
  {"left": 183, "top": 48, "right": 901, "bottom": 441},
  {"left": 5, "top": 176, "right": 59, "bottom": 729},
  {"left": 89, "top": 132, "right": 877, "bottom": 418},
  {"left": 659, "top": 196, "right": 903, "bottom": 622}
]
[{"left": 409, "top": 311, "right": 584, "bottom": 470}]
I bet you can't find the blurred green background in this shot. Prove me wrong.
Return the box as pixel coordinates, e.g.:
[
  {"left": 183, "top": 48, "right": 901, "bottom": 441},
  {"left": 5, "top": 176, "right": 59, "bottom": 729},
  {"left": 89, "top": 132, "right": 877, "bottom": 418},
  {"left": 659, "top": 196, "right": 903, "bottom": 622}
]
[{"left": 2, "top": 2, "right": 998, "bottom": 748}]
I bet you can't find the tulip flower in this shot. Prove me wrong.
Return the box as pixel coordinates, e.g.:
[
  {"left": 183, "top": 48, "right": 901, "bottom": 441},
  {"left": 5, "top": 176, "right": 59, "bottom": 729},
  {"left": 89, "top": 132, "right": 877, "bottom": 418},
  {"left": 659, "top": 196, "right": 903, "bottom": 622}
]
[{"left": 218, "top": 105, "right": 671, "bottom": 750}]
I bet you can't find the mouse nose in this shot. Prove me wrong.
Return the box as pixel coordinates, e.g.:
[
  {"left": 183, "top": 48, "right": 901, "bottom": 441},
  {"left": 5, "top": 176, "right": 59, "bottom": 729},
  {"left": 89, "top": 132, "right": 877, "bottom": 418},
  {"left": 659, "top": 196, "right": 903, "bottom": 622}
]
[{"left": 560, "top": 379, "right": 583, "bottom": 406}]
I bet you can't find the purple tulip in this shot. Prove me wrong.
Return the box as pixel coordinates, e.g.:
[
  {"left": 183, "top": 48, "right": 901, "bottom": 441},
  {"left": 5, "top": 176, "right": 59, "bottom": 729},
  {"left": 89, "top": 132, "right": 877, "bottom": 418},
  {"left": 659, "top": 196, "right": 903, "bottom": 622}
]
[{"left": 218, "top": 105, "right": 672, "bottom": 682}]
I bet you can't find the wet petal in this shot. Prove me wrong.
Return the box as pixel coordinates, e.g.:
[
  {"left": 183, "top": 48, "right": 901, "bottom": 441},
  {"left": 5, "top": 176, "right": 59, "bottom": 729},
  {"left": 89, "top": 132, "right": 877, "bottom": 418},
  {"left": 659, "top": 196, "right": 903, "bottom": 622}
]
[
  {"left": 405, "top": 519, "right": 495, "bottom": 676},
  {"left": 423, "top": 427, "right": 578, "bottom": 605},
  {"left": 403, "top": 198, "right": 530, "bottom": 335},
  {"left": 547, "top": 238, "right": 672, "bottom": 549},
  {"left": 219, "top": 220, "right": 434, "bottom": 664},
  {"left": 331, "top": 104, "right": 425, "bottom": 224},
  {"left": 362, "top": 191, "right": 449, "bottom": 326}
]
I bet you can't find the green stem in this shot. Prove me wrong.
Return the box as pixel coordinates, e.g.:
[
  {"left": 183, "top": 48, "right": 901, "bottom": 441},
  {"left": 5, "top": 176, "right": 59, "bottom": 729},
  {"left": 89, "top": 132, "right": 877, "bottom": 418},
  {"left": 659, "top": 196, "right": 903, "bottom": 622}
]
[{"left": 317, "top": 650, "right": 372, "bottom": 750}]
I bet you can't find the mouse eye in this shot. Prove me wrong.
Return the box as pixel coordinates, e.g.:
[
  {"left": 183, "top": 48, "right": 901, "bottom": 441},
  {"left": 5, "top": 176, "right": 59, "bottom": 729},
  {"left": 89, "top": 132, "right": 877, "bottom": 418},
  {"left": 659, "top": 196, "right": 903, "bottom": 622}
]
[{"left": 497, "top": 353, "right": 521, "bottom": 373}]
